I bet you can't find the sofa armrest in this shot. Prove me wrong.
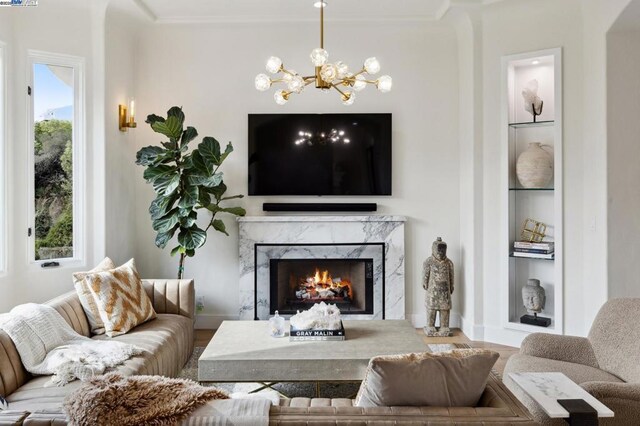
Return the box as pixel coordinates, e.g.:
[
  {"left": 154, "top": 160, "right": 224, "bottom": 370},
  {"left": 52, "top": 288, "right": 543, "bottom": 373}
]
[
  {"left": 142, "top": 279, "right": 195, "bottom": 321},
  {"left": 581, "top": 381, "right": 640, "bottom": 402},
  {"left": 520, "top": 333, "right": 599, "bottom": 368}
]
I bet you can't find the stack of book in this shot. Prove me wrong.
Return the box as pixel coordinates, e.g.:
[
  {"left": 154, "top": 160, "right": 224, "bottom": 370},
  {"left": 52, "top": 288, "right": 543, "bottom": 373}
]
[{"left": 512, "top": 241, "right": 554, "bottom": 259}]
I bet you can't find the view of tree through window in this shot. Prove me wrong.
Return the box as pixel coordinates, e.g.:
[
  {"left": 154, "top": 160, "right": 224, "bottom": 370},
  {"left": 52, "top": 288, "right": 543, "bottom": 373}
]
[{"left": 33, "top": 63, "right": 74, "bottom": 260}]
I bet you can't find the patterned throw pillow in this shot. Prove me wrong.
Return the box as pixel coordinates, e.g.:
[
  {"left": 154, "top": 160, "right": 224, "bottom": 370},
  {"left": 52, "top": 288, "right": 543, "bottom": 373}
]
[
  {"left": 73, "top": 257, "right": 116, "bottom": 335},
  {"left": 84, "top": 259, "right": 156, "bottom": 337},
  {"left": 354, "top": 349, "right": 499, "bottom": 407}
]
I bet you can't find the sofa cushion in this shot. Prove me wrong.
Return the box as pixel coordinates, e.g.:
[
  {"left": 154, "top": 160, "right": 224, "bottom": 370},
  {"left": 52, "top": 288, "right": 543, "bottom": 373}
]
[
  {"left": 72, "top": 257, "right": 116, "bottom": 335},
  {"left": 5, "top": 314, "right": 193, "bottom": 412},
  {"left": 85, "top": 259, "right": 157, "bottom": 337},
  {"left": 354, "top": 349, "right": 499, "bottom": 408}
]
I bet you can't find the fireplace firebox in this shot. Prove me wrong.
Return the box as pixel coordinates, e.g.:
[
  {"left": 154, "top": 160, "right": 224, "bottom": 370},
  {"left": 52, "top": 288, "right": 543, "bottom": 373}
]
[{"left": 270, "top": 258, "right": 374, "bottom": 315}]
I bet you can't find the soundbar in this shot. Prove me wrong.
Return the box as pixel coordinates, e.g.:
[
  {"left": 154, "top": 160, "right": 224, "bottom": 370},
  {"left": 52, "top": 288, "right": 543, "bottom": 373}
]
[{"left": 263, "top": 203, "right": 377, "bottom": 212}]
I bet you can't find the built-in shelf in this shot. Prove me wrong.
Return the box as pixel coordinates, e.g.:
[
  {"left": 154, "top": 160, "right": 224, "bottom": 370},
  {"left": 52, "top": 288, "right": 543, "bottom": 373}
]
[
  {"left": 509, "top": 253, "right": 555, "bottom": 261},
  {"left": 508, "top": 120, "right": 555, "bottom": 128},
  {"left": 505, "top": 321, "right": 555, "bottom": 334},
  {"left": 502, "top": 47, "right": 563, "bottom": 342},
  {"left": 509, "top": 187, "right": 554, "bottom": 191}
]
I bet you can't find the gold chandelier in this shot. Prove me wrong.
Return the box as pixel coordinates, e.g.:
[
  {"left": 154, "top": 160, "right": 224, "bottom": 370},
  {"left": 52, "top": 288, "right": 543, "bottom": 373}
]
[{"left": 254, "top": 1, "right": 392, "bottom": 105}]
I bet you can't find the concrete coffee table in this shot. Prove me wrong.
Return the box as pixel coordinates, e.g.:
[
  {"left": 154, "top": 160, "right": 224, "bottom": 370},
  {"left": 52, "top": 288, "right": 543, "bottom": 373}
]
[{"left": 198, "top": 320, "right": 426, "bottom": 386}]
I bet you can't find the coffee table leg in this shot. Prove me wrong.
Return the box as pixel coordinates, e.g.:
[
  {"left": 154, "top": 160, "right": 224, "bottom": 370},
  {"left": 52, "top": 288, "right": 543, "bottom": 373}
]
[{"left": 557, "top": 399, "right": 599, "bottom": 426}]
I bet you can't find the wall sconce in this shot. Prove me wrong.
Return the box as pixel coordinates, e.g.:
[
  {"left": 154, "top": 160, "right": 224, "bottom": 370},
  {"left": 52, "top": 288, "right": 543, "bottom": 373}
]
[{"left": 119, "top": 98, "right": 137, "bottom": 132}]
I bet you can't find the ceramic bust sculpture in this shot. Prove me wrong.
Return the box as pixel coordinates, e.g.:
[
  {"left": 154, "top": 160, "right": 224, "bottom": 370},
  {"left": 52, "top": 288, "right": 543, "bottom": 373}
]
[
  {"left": 522, "top": 279, "right": 545, "bottom": 315},
  {"left": 422, "top": 237, "right": 454, "bottom": 337}
]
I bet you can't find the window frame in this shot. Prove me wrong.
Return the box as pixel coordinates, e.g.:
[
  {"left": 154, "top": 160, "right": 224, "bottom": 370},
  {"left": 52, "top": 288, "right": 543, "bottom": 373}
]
[
  {"left": 0, "top": 41, "right": 6, "bottom": 274},
  {"left": 27, "top": 50, "right": 85, "bottom": 266}
]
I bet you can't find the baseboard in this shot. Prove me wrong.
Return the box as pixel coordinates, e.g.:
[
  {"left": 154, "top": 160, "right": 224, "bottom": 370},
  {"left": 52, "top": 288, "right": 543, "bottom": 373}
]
[
  {"left": 459, "top": 315, "right": 485, "bottom": 341},
  {"left": 482, "top": 325, "right": 527, "bottom": 348},
  {"left": 195, "top": 314, "right": 238, "bottom": 329}
]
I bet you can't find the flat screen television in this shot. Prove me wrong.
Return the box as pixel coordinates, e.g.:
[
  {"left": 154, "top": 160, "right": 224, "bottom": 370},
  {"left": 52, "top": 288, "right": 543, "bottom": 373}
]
[{"left": 248, "top": 114, "right": 392, "bottom": 196}]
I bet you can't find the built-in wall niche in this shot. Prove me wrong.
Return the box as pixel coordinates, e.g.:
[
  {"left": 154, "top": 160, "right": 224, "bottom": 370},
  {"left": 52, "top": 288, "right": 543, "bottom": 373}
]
[{"left": 501, "top": 48, "right": 563, "bottom": 336}]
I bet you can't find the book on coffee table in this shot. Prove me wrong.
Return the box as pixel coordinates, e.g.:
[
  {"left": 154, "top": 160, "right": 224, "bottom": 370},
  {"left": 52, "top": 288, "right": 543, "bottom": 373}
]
[{"left": 290, "top": 321, "right": 345, "bottom": 341}]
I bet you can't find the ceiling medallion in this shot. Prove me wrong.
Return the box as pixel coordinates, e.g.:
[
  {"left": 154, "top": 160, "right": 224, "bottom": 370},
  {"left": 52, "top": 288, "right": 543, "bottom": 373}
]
[{"left": 254, "top": 1, "right": 392, "bottom": 105}]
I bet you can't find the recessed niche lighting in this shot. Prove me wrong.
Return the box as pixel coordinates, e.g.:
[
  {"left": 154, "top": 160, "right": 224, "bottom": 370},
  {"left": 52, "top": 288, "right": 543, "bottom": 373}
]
[
  {"left": 532, "top": 60, "right": 540, "bottom": 65},
  {"left": 314, "top": 1, "right": 327, "bottom": 8}
]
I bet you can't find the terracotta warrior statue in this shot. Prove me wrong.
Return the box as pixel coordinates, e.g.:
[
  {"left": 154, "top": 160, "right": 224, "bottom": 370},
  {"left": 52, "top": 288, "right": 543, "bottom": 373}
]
[{"left": 423, "top": 237, "right": 454, "bottom": 337}]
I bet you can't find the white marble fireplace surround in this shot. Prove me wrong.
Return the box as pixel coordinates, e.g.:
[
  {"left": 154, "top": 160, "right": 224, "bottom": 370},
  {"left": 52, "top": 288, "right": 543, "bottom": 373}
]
[{"left": 238, "top": 216, "right": 406, "bottom": 320}]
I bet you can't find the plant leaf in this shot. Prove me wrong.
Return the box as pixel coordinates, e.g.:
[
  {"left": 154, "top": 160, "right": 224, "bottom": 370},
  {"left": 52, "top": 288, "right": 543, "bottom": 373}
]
[
  {"left": 152, "top": 208, "right": 179, "bottom": 233},
  {"left": 167, "top": 106, "right": 185, "bottom": 125},
  {"left": 136, "top": 146, "right": 168, "bottom": 166},
  {"left": 149, "top": 193, "right": 177, "bottom": 220},
  {"left": 155, "top": 226, "right": 178, "bottom": 249},
  {"left": 145, "top": 114, "right": 165, "bottom": 125},
  {"left": 153, "top": 172, "right": 180, "bottom": 196},
  {"left": 186, "top": 249, "right": 196, "bottom": 257},
  {"left": 151, "top": 115, "right": 183, "bottom": 141},
  {"left": 178, "top": 185, "right": 199, "bottom": 209},
  {"left": 180, "top": 211, "right": 198, "bottom": 228},
  {"left": 178, "top": 225, "right": 207, "bottom": 250},
  {"left": 212, "top": 219, "right": 229, "bottom": 236},
  {"left": 198, "top": 137, "right": 221, "bottom": 167},
  {"left": 162, "top": 141, "right": 178, "bottom": 150},
  {"left": 220, "top": 194, "right": 244, "bottom": 201},
  {"left": 190, "top": 150, "right": 213, "bottom": 175},
  {"left": 198, "top": 189, "right": 211, "bottom": 207},
  {"left": 143, "top": 164, "right": 177, "bottom": 183},
  {"left": 218, "top": 142, "right": 234, "bottom": 165},
  {"left": 181, "top": 126, "right": 198, "bottom": 147},
  {"left": 188, "top": 173, "right": 222, "bottom": 188},
  {"left": 206, "top": 182, "right": 227, "bottom": 201},
  {"left": 170, "top": 246, "right": 181, "bottom": 256},
  {"left": 207, "top": 205, "right": 246, "bottom": 216}
]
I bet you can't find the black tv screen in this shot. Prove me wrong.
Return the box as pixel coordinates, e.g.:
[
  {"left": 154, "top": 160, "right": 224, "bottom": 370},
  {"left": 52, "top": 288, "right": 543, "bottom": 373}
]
[{"left": 248, "top": 114, "right": 392, "bottom": 196}]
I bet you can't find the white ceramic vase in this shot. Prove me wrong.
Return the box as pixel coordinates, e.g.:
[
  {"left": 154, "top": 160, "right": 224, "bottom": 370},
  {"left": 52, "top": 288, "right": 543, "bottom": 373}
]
[{"left": 516, "top": 142, "right": 553, "bottom": 188}]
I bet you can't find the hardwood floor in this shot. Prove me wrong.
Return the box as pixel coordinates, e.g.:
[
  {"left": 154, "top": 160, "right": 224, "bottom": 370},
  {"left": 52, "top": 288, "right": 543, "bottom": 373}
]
[{"left": 195, "top": 328, "right": 518, "bottom": 375}]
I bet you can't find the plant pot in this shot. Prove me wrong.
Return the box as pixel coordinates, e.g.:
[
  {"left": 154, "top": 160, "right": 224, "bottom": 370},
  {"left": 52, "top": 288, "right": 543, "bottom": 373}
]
[{"left": 516, "top": 142, "right": 553, "bottom": 188}]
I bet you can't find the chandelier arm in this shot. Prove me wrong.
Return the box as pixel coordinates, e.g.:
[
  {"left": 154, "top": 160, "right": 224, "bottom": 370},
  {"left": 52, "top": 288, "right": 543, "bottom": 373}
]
[
  {"left": 331, "top": 84, "right": 347, "bottom": 97},
  {"left": 304, "top": 79, "right": 315, "bottom": 87},
  {"left": 351, "top": 69, "right": 367, "bottom": 78}
]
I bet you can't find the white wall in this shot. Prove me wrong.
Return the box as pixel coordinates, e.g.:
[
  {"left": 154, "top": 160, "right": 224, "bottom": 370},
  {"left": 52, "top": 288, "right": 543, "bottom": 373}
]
[
  {"left": 479, "top": 0, "right": 586, "bottom": 345},
  {"left": 0, "top": 0, "right": 107, "bottom": 312},
  {"left": 104, "top": 1, "right": 145, "bottom": 266},
  {"left": 130, "top": 20, "right": 461, "bottom": 328},
  {"left": 607, "top": 2, "right": 640, "bottom": 299}
]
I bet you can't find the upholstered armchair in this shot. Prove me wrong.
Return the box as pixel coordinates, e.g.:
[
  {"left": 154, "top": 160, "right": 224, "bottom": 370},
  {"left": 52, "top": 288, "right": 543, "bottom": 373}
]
[{"left": 503, "top": 298, "right": 640, "bottom": 425}]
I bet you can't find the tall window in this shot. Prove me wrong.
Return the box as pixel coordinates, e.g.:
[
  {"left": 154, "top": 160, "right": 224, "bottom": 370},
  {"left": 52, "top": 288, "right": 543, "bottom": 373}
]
[{"left": 28, "top": 52, "right": 83, "bottom": 263}]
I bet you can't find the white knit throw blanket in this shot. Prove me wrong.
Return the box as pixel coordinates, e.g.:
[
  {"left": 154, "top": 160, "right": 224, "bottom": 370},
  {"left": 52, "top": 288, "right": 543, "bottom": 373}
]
[{"left": 0, "top": 303, "right": 143, "bottom": 387}]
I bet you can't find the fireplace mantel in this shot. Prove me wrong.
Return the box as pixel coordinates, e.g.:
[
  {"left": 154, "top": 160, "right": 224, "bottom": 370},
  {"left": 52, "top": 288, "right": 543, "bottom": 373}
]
[
  {"left": 237, "top": 215, "right": 406, "bottom": 320},
  {"left": 238, "top": 215, "right": 407, "bottom": 223}
]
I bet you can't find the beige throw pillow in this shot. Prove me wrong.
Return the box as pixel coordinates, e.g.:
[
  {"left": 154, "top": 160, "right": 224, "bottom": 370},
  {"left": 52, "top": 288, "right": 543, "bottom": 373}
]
[
  {"left": 354, "top": 349, "right": 499, "bottom": 407},
  {"left": 73, "top": 257, "right": 116, "bottom": 335},
  {"left": 84, "top": 259, "right": 156, "bottom": 337}
]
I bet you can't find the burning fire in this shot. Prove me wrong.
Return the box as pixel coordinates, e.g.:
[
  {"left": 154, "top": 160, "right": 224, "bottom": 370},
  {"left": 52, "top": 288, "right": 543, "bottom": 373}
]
[{"left": 296, "top": 268, "right": 353, "bottom": 301}]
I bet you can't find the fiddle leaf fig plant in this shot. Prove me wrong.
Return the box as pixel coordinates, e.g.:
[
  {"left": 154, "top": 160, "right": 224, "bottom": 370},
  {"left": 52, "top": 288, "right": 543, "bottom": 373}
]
[{"left": 135, "top": 106, "right": 245, "bottom": 279}]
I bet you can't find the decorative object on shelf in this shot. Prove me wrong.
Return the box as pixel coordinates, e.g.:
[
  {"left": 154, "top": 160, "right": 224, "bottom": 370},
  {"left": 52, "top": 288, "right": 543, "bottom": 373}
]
[
  {"left": 520, "top": 279, "right": 551, "bottom": 327},
  {"left": 289, "top": 302, "right": 345, "bottom": 341},
  {"left": 118, "top": 97, "right": 137, "bottom": 132},
  {"left": 254, "top": 2, "right": 392, "bottom": 105},
  {"left": 295, "top": 128, "right": 350, "bottom": 146},
  {"left": 423, "top": 237, "right": 454, "bottom": 337},
  {"left": 135, "top": 107, "right": 246, "bottom": 279},
  {"left": 522, "top": 79, "right": 543, "bottom": 122},
  {"left": 516, "top": 142, "right": 553, "bottom": 188},
  {"left": 268, "top": 311, "right": 286, "bottom": 337},
  {"left": 520, "top": 218, "right": 548, "bottom": 243}
]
